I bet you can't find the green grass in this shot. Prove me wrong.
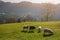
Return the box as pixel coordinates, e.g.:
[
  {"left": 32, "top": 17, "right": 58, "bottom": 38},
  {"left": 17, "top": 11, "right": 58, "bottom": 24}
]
[{"left": 0, "top": 21, "right": 60, "bottom": 40}]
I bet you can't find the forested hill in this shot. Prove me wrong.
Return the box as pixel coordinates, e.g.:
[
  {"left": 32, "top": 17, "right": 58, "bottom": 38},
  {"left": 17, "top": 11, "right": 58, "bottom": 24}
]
[{"left": 0, "top": 1, "right": 60, "bottom": 23}]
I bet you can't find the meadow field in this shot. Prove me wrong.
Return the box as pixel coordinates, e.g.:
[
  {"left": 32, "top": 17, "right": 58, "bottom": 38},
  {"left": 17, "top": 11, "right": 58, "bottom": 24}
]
[{"left": 0, "top": 21, "right": 60, "bottom": 40}]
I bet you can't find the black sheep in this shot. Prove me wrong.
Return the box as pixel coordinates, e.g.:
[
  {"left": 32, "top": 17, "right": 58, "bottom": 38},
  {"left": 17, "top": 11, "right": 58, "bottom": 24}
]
[{"left": 28, "top": 26, "right": 36, "bottom": 33}]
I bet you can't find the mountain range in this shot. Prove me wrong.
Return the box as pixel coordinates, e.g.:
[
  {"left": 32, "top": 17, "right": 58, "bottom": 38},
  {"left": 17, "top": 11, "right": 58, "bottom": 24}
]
[{"left": 0, "top": 1, "right": 60, "bottom": 21}]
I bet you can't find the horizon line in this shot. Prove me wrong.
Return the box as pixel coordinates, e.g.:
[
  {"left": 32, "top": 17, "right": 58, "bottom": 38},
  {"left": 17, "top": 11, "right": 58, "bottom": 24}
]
[{"left": 1, "top": 0, "right": 60, "bottom": 4}]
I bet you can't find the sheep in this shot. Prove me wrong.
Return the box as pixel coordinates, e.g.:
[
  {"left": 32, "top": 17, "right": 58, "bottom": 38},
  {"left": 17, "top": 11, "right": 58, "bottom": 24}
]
[
  {"left": 38, "top": 26, "right": 42, "bottom": 33},
  {"left": 23, "top": 25, "right": 28, "bottom": 29},
  {"left": 28, "top": 26, "right": 36, "bottom": 33},
  {"left": 22, "top": 25, "right": 29, "bottom": 32},
  {"left": 43, "top": 28, "right": 54, "bottom": 37}
]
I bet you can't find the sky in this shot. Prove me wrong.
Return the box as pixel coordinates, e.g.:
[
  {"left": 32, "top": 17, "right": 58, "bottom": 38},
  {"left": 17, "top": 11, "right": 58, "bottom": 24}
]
[{"left": 1, "top": 0, "right": 60, "bottom": 4}]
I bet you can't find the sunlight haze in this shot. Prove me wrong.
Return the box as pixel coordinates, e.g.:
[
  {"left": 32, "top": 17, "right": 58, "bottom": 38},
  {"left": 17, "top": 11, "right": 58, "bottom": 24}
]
[{"left": 2, "top": 0, "right": 60, "bottom": 4}]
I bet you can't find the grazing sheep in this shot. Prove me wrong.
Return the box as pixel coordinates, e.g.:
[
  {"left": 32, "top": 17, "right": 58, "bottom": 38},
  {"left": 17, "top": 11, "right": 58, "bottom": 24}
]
[
  {"left": 43, "top": 28, "right": 54, "bottom": 37},
  {"left": 23, "top": 25, "right": 28, "bottom": 29},
  {"left": 22, "top": 25, "right": 29, "bottom": 32},
  {"left": 38, "top": 26, "right": 42, "bottom": 33},
  {"left": 28, "top": 26, "right": 36, "bottom": 33}
]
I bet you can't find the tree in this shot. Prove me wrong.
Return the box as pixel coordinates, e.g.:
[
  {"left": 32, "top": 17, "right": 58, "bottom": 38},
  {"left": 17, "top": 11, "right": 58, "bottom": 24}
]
[
  {"left": 17, "top": 18, "right": 21, "bottom": 23},
  {"left": 6, "top": 17, "right": 17, "bottom": 23},
  {"left": 24, "top": 15, "right": 34, "bottom": 22},
  {"left": 42, "top": 3, "right": 55, "bottom": 21}
]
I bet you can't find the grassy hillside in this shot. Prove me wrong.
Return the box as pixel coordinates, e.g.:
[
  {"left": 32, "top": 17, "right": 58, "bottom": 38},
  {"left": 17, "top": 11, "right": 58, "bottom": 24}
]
[{"left": 0, "top": 22, "right": 60, "bottom": 40}]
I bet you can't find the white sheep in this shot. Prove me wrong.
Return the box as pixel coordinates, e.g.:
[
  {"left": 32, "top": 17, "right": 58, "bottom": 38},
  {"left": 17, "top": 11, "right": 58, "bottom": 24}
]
[
  {"left": 38, "top": 26, "right": 42, "bottom": 33},
  {"left": 22, "top": 25, "right": 29, "bottom": 32},
  {"left": 43, "top": 28, "right": 54, "bottom": 36}
]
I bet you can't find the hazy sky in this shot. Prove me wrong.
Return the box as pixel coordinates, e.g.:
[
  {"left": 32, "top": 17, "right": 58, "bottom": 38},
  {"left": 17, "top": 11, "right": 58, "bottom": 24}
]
[{"left": 2, "top": 0, "right": 60, "bottom": 4}]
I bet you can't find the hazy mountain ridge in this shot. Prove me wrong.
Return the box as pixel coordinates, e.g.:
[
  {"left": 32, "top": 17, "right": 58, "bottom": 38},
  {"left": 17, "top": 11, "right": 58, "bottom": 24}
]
[{"left": 0, "top": 1, "right": 60, "bottom": 21}]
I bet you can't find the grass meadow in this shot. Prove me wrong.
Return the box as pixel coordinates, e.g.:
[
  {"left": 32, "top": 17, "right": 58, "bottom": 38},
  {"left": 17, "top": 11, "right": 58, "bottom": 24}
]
[{"left": 0, "top": 21, "right": 60, "bottom": 40}]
